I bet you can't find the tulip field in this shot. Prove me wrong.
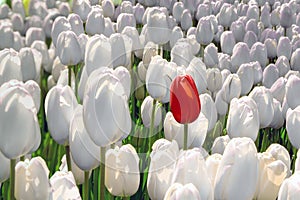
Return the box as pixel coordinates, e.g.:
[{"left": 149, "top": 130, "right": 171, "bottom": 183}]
[{"left": 2, "top": 0, "right": 300, "bottom": 199}]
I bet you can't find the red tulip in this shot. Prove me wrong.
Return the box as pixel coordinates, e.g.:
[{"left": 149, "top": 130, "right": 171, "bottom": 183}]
[{"left": 170, "top": 74, "right": 201, "bottom": 124}]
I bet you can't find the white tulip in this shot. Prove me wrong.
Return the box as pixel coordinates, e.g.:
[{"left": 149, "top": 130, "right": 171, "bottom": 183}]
[
  {"left": 180, "top": 9, "right": 192, "bottom": 31},
  {"left": 171, "top": 40, "right": 194, "bottom": 67},
  {"left": 85, "top": 7, "right": 105, "bottom": 35},
  {"left": 102, "top": 0, "right": 115, "bottom": 18},
  {"left": 0, "top": 22, "right": 14, "bottom": 50},
  {"left": 45, "top": 85, "right": 78, "bottom": 145},
  {"left": 211, "top": 135, "right": 230, "bottom": 155},
  {"left": 231, "top": 21, "right": 246, "bottom": 42},
  {"left": 141, "top": 96, "right": 162, "bottom": 128},
  {"left": 31, "top": 41, "right": 52, "bottom": 73},
  {"left": 263, "top": 64, "right": 279, "bottom": 88},
  {"left": 187, "top": 57, "right": 207, "bottom": 94},
  {"left": 200, "top": 94, "right": 218, "bottom": 132},
  {"left": 133, "top": 3, "right": 144, "bottom": 24},
  {"left": 266, "top": 144, "right": 291, "bottom": 173},
  {"left": 147, "top": 139, "right": 179, "bottom": 200},
  {"left": 221, "top": 74, "right": 241, "bottom": 104},
  {"left": 237, "top": 63, "right": 254, "bottom": 95},
  {"left": 231, "top": 42, "right": 251, "bottom": 72},
  {"left": 172, "top": 148, "right": 214, "bottom": 200},
  {"left": 204, "top": 43, "right": 219, "bottom": 68},
  {"left": 264, "top": 38, "right": 277, "bottom": 59},
  {"left": 206, "top": 153, "right": 222, "bottom": 186},
  {"left": 278, "top": 171, "right": 300, "bottom": 200},
  {"left": 275, "top": 56, "right": 290, "bottom": 77},
  {"left": 19, "top": 47, "right": 41, "bottom": 82},
  {"left": 286, "top": 75, "right": 300, "bottom": 109},
  {"left": 269, "top": 98, "right": 285, "bottom": 129},
  {"left": 244, "top": 31, "right": 258, "bottom": 49},
  {"left": 109, "top": 33, "right": 132, "bottom": 68},
  {"left": 164, "top": 183, "right": 201, "bottom": 200},
  {"left": 250, "top": 42, "right": 268, "bottom": 69},
  {"left": 116, "top": 13, "right": 136, "bottom": 33},
  {"left": 220, "top": 31, "right": 236, "bottom": 55},
  {"left": 206, "top": 68, "right": 222, "bottom": 93},
  {"left": 196, "top": 16, "right": 214, "bottom": 46},
  {"left": 249, "top": 86, "right": 274, "bottom": 128},
  {"left": 286, "top": 106, "right": 300, "bottom": 149},
  {"left": 105, "top": 144, "right": 140, "bottom": 197},
  {"left": 214, "top": 137, "right": 259, "bottom": 200},
  {"left": 215, "top": 90, "right": 228, "bottom": 116},
  {"left": 50, "top": 171, "right": 81, "bottom": 200},
  {"left": 15, "top": 157, "right": 50, "bottom": 200},
  {"left": 72, "top": 0, "right": 91, "bottom": 22},
  {"left": 277, "top": 37, "right": 292, "bottom": 60},
  {"left": 51, "top": 16, "right": 71, "bottom": 47}
]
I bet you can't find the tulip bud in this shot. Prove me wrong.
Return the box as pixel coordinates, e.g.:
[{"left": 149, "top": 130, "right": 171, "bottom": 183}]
[
  {"left": 204, "top": 43, "right": 219, "bottom": 68},
  {"left": 227, "top": 96, "right": 259, "bottom": 141},
  {"left": 181, "top": 9, "right": 192, "bottom": 31},
  {"left": 255, "top": 152, "right": 288, "bottom": 200},
  {"left": 116, "top": 13, "right": 136, "bottom": 33},
  {"left": 164, "top": 183, "right": 201, "bottom": 200},
  {"left": 214, "top": 137, "right": 259, "bottom": 200},
  {"left": 269, "top": 98, "right": 285, "bottom": 129},
  {"left": 196, "top": 16, "right": 214, "bottom": 46},
  {"left": 215, "top": 90, "right": 229, "bottom": 116},
  {"left": 263, "top": 63, "right": 280, "bottom": 89},
  {"left": 206, "top": 153, "right": 222, "bottom": 186},
  {"left": 275, "top": 56, "right": 290, "bottom": 77},
  {"left": 206, "top": 68, "right": 222, "bottom": 93},
  {"left": 231, "top": 20, "right": 245, "bottom": 42},
  {"left": 249, "top": 86, "right": 274, "bottom": 128},
  {"left": 171, "top": 40, "right": 194, "bottom": 67},
  {"left": 250, "top": 42, "right": 268, "bottom": 69},
  {"left": 200, "top": 94, "right": 218, "bottom": 132},
  {"left": 172, "top": 148, "right": 214, "bottom": 200},
  {"left": 12, "top": 0, "right": 25, "bottom": 20},
  {"left": 85, "top": 7, "right": 105, "bottom": 35},
  {"left": 280, "top": 4, "right": 293, "bottom": 29},
  {"left": 218, "top": 3, "right": 237, "bottom": 28},
  {"left": 83, "top": 70, "right": 131, "bottom": 147},
  {"left": 45, "top": 85, "right": 78, "bottom": 145},
  {"left": 69, "top": 105, "right": 100, "bottom": 171},
  {"left": 72, "top": 0, "right": 91, "bottom": 22},
  {"left": 286, "top": 106, "right": 300, "bottom": 149},
  {"left": 102, "top": 0, "right": 115, "bottom": 18},
  {"left": 51, "top": 16, "right": 71, "bottom": 47},
  {"left": 172, "top": 2, "right": 184, "bottom": 23},
  {"left": 147, "top": 139, "right": 179, "bottom": 200},
  {"left": 105, "top": 144, "right": 140, "bottom": 197},
  {"left": 186, "top": 57, "right": 207, "bottom": 94},
  {"left": 146, "top": 8, "right": 170, "bottom": 45},
  {"left": 221, "top": 74, "right": 241, "bottom": 104},
  {"left": 24, "top": 80, "right": 41, "bottom": 112},
  {"left": 19, "top": 47, "right": 42, "bottom": 82},
  {"left": 231, "top": 42, "right": 251, "bottom": 72},
  {"left": 266, "top": 143, "right": 291, "bottom": 172},
  {"left": 170, "top": 74, "right": 201, "bottom": 124},
  {"left": 109, "top": 33, "right": 132, "bottom": 68},
  {"left": 31, "top": 40, "right": 52, "bottom": 73},
  {"left": 277, "top": 37, "right": 292, "bottom": 60},
  {"left": 50, "top": 171, "right": 81, "bottom": 199},
  {"left": 15, "top": 157, "right": 51, "bottom": 200},
  {"left": 25, "top": 27, "right": 46, "bottom": 47},
  {"left": 141, "top": 96, "right": 162, "bottom": 128},
  {"left": 237, "top": 63, "right": 254, "bottom": 95},
  {"left": 211, "top": 135, "right": 230, "bottom": 155},
  {"left": 286, "top": 75, "right": 300, "bottom": 109},
  {"left": 278, "top": 171, "right": 300, "bottom": 200},
  {"left": 85, "top": 34, "right": 112, "bottom": 76},
  {"left": 164, "top": 112, "right": 208, "bottom": 149}
]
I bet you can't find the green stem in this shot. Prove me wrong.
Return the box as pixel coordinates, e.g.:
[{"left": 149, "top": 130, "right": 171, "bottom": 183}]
[
  {"left": 68, "top": 66, "right": 72, "bottom": 88},
  {"left": 20, "top": 156, "right": 25, "bottom": 162},
  {"left": 10, "top": 159, "right": 16, "bottom": 200},
  {"left": 83, "top": 171, "right": 89, "bottom": 200},
  {"left": 184, "top": 124, "right": 188, "bottom": 150},
  {"left": 100, "top": 147, "right": 106, "bottom": 200},
  {"left": 65, "top": 145, "right": 72, "bottom": 172},
  {"left": 149, "top": 99, "right": 157, "bottom": 150},
  {"left": 123, "top": 197, "right": 130, "bottom": 200}
]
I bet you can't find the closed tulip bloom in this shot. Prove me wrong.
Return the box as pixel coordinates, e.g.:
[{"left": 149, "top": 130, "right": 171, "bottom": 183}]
[
  {"left": 120, "top": 1, "right": 133, "bottom": 14},
  {"left": 180, "top": 9, "right": 192, "bottom": 31},
  {"left": 196, "top": 4, "right": 211, "bottom": 20},
  {"left": 227, "top": 96, "right": 259, "bottom": 141},
  {"left": 221, "top": 74, "right": 241, "bottom": 104},
  {"left": 290, "top": 48, "right": 300, "bottom": 71},
  {"left": 266, "top": 144, "right": 291, "bottom": 172},
  {"left": 50, "top": 171, "right": 81, "bottom": 200},
  {"left": 277, "top": 37, "right": 292, "bottom": 60},
  {"left": 218, "top": 4, "right": 237, "bottom": 29},
  {"left": 117, "top": 13, "right": 136, "bottom": 33},
  {"left": 271, "top": 8, "right": 280, "bottom": 27},
  {"left": 280, "top": 4, "right": 293, "bottom": 29},
  {"left": 109, "top": 33, "right": 132, "bottom": 68},
  {"left": 85, "top": 7, "right": 105, "bottom": 35},
  {"left": 25, "top": 27, "right": 46, "bottom": 47},
  {"left": 244, "top": 31, "right": 258, "bottom": 49},
  {"left": 263, "top": 64, "right": 280, "bottom": 88},
  {"left": 72, "top": 0, "right": 91, "bottom": 22},
  {"left": 24, "top": 80, "right": 41, "bottom": 112},
  {"left": 269, "top": 98, "right": 285, "bottom": 129},
  {"left": 170, "top": 26, "right": 183, "bottom": 49},
  {"left": 51, "top": 16, "right": 71, "bottom": 47},
  {"left": 172, "top": 148, "right": 214, "bottom": 200},
  {"left": 12, "top": 0, "right": 25, "bottom": 20},
  {"left": 67, "top": 13, "right": 84, "bottom": 36},
  {"left": 85, "top": 34, "right": 112, "bottom": 76},
  {"left": 15, "top": 157, "right": 50, "bottom": 200},
  {"left": 286, "top": 75, "right": 300, "bottom": 109},
  {"left": 69, "top": 105, "right": 100, "bottom": 171},
  {"left": 171, "top": 40, "right": 194, "bottom": 67},
  {"left": 247, "top": 5, "right": 259, "bottom": 21},
  {"left": 31, "top": 40, "right": 52, "bottom": 73},
  {"left": 105, "top": 144, "right": 140, "bottom": 197},
  {"left": 0, "top": 151, "right": 9, "bottom": 183},
  {"left": 211, "top": 135, "right": 230, "bottom": 155},
  {"left": 264, "top": 38, "right": 277, "bottom": 59},
  {"left": 215, "top": 90, "right": 229, "bottom": 116},
  {"left": 206, "top": 153, "right": 222, "bottom": 186},
  {"left": 83, "top": 71, "right": 131, "bottom": 147},
  {"left": 278, "top": 171, "right": 300, "bottom": 200},
  {"left": 249, "top": 86, "right": 274, "bottom": 128},
  {"left": 172, "top": 2, "right": 184, "bottom": 23},
  {"left": 206, "top": 68, "right": 222, "bottom": 94},
  {"left": 237, "top": 63, "right": 254, "bottom": 95},
  {"left": 255, "top": 152, "right": 288, "bottom": 200},
  {"left": 164, "top": 183, "right": 201, "bottom": 200},
  {"left": 196, "top": 17, "right": 214, "bottom": 46},
  {"left": 220, "top": 31, "right": 236, "bottom": 56},
  {"left": 0, "top": 82, "right": 40, "bottom": 159},
  {"left": 45, "top": 85, "right": 78, "bottom": 145},
  {"left": 200, "top": 94, "right": 218, "bottom": 132},
  {"left": 102, "top": 0, "right": 114, "bottom": 18},
  {"left": 270, "top": 77, "right": 287, "bottom": 104},
  {"left": 0, "top": 23, "right": 14, "bottom": 49},
  {"left": 122, "top": 26, "right": 143, "bottom": 57},
  {"left": 231, "top": 42, "right": 251, "bottom": 72},
  {"left": 147, "top": 139, "right": 179, "bottom": 200},
  {"left": 146, "top": 56, "right": 177, "bottom": 102},
  {"left": 170, "top": 74, "right": 201, "bottom": 124},
  {"left": 146, "top": 8, "right": 170, "bottom": 45},
  {"left": 141, "top": 96, "right": 162, "bottom": 128},
  {"left": 133, "top": 3, "right": 144, "bottom": 24},
  {"left": 186, "top": 57, "right": 207, "bottom": 94},
  {"left": 204, "top": 43, "right": 219, "bottom": 68},
  {"left": 11, "top": 13, "right": 24, "bottom": 33},
  {"left": 164, "top": 112, "right": 208, "bottom": 149},
  {"left": 275, "top": 56, "right": 290, "bottom": 77},
  {"left": 19, "top": 47, "right": 41, "bottom": 82},
  {"left": 250, "top": 42, "right": 268, "bottom": 69},
  {"left": 0, "top": 48, "right": 22, "bottom": 85},
  {"left": 286, "top": 106, "right": 300, "bottom": 149},
  {"left": 231, "top": 21, "right": 246, "bottom": 42},
  {"left": 214, "top": 137, "right": 259, "bottom": 200}
]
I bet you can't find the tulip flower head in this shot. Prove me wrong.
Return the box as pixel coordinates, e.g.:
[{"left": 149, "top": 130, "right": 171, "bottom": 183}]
[{"left": 170, "top": 74, "right": 201, "bottom": 124}]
